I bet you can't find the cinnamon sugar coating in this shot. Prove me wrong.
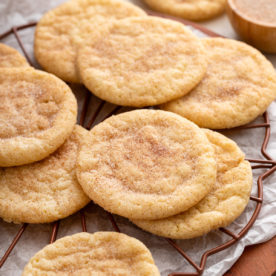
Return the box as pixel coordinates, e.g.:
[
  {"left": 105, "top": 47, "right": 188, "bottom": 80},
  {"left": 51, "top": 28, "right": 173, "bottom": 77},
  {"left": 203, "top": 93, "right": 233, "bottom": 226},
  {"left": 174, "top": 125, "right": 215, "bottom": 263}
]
[
  {"left": 34, "top": 0, "right": 146, "bottom": 83},
  {"left": 22, "top": 232, "right": 160, "bottom": 275},
  {"left": 0, "top": 126, "right": 90, "bottom": 224},
  {"left": 76, "top": 109, "right": 216, "bottom": 220},
  {"left": 143, "top": 0, "right": 226, "bottom": 21},
  {"left": 132, "top": 129, "right": 252, "bottom": 239},
  {"left": 77, "top": 16, "right": 207, "bottom": 107},
  {"left": 0, "top": 68, "right": 77, "bottom": 167},
  {"left": 162, "top": 38, "right": 276, "bottom": 129}
]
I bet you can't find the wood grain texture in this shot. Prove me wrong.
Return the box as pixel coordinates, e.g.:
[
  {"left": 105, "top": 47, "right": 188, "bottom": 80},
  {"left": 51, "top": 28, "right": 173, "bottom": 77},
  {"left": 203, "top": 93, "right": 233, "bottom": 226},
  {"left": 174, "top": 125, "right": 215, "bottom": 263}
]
[{"left": 224, "top": 236, "right": 276, "bottom": 276}]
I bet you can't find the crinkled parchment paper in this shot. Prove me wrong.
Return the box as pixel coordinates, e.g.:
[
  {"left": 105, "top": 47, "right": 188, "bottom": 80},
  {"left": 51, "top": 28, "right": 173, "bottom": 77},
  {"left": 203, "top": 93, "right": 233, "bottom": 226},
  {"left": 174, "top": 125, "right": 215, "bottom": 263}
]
[{"left": 0, "top": 1, "right": 275, "bottom": 275}]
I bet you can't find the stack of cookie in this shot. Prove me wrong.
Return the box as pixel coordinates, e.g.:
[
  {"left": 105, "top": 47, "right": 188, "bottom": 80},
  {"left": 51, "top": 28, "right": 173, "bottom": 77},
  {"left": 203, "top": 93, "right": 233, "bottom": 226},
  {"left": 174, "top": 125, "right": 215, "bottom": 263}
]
[
  {"left": 2, "top": 0, "right": 276, "bottom": 273},
  {"left": 1, "top": 0, "right": 274, "bottom": 237},
  {"left": 34, "top": 0, "right": 147, "bottom": 83},
  {"left": 32, "top": 0, "right": 274, "bottom": 240},
  {"left": 0, "top": 47, "right": 161, "bottom": 274},
  {"left": 162, "top": 37, "right": 276, "bottom": 129},
  {"left": 34, "top": 0, "right": 276, "bottom": 130},
  {"left": 75, "top": 109, "right": 253, "bottom": 239},
  {"left": 0, "top": 43, "right": 90, "bottom": 224}
]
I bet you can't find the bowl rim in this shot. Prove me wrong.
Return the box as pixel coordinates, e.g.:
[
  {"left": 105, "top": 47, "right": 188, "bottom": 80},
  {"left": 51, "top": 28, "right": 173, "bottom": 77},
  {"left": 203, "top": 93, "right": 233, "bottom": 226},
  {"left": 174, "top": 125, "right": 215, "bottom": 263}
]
[{"left": 227, "top": 0, "right": 276, "bottom": 28}]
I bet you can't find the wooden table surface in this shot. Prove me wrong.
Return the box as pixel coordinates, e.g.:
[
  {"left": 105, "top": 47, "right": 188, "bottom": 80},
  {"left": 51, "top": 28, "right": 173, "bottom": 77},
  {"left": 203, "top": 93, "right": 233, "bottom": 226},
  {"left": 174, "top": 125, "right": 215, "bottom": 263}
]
[{"left": 224, "top": 235, "right": 276, "bottom": 276}]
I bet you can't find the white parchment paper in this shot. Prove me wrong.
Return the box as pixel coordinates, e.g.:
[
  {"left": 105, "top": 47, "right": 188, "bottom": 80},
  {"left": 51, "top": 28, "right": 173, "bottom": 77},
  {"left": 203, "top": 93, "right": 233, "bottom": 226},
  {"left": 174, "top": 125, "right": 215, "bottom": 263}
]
[{"left": 0, "top": 1, "right": 275, "bottom": 275}]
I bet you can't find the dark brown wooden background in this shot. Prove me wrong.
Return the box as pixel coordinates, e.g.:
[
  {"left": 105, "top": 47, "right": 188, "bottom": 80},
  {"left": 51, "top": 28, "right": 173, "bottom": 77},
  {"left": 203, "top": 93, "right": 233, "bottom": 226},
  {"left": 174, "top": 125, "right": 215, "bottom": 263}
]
[{"left": 224, "top": 236, "right": 276, "bottom": 276}]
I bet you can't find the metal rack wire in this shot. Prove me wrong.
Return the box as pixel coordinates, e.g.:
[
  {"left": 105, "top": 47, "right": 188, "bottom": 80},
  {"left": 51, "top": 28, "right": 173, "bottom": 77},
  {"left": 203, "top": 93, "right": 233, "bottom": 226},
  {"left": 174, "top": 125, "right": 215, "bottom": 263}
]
[{"left": 0, "top": 13, "right": 275, "bottom": 276}]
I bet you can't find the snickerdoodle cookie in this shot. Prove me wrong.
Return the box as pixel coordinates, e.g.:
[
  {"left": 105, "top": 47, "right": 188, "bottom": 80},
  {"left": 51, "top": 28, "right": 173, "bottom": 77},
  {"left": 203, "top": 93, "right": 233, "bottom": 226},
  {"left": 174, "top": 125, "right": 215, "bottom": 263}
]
[
  {"left": 22, "top": 232, "right": 160, "bottom": 276},
  {"left": 143, "top": 0, "right": 226, "bottom": 21},
  {"left": 0, "top": 68, "right": 77, "bottom": 167},
  {"left": 132, "top": 129, "right": 252, "bottom": 239},
  {"left": 76, "top": 109, "right": 216, "bottom": 220},
  {"left": 0, "top": 125, "right": 90, "bottom": 224},
  {"left": 77, "top": 16, "right": 207, "bottom": 107},
  {"left": 34, "top": 0, "right": 146, "bottom": 83},
  {"left": 0, "top": 43, "right": 29, "bottom": 68},
  {"left": 162, "top": 38, "right": 276, "bottom": 129}
]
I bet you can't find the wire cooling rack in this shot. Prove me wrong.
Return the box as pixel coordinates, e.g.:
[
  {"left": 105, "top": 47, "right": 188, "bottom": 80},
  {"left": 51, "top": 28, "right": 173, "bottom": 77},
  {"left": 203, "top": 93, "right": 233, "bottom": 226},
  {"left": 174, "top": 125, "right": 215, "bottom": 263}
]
[{"left": 0, "top": 12, "right": 276, "bottom": 276}]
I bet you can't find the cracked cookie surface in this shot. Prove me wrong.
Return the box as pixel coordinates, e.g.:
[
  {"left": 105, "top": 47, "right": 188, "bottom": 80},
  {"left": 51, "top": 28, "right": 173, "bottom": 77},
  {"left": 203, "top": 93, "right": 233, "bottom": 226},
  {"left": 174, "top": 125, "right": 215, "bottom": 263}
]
[
  {"left": 0, "top": 68, "right": 77, "bottom": 167},
  {"left": 162, "top": 38, "right": 276, "bottom": 129},
  {"left": 22, "top": 232, "right": 160, "bottom": 276},
  {"left": 0, "top": 126, "right": 90, "bottom": 224},
  {"left": 76, "top": 109, "right": 216, "bottom": 220},
  {"left": 34, "top": 0, "right": 146, "bottom": 83},
  {"left": 132, "top": 129, "right": 252, "bottom": 239},
  {"left": 77, "top": 16, "right": 207, "bottom": 107}
]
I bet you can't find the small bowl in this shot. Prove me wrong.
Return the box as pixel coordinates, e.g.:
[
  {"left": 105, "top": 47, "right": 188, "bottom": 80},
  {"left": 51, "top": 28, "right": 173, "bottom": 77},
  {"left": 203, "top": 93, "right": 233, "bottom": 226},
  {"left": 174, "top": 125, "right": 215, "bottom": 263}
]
[{"left": 226, "top": 0, "right": 276, "bottom": 54}]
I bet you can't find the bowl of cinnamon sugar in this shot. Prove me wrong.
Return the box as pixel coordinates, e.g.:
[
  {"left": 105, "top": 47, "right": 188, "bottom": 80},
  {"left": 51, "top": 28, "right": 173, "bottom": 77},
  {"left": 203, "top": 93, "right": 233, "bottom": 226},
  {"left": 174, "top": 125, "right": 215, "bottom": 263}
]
[{"left": 227, "top": 0, "right": 276, "bottom": 54}]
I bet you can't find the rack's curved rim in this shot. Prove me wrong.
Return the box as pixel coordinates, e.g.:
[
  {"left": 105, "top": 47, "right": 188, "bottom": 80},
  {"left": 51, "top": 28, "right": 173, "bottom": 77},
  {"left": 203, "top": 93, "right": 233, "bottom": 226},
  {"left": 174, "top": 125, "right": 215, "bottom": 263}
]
[{"left": 0, "top": 11, "right": 275, "bottom": 276}]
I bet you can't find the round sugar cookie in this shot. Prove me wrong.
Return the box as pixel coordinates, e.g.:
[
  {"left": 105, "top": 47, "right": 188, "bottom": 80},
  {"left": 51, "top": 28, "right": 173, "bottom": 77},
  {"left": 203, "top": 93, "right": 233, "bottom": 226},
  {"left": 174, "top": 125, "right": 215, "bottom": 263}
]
[
  {"left": 143, "top": 0, "right": 226, "bottom": 21},
  {"left": 76, "top": 109, "right": 216, "bottom": 220},
  {"left": 34, "top": 0, "right": 146, "bottom": 83},
  {"left": 161, "top": 38, "right": 276, "bottom": 129},
  {"left": 0, "top": 125, "right": 90, "bottom": 224},
  {"left": 22, "top": 232, "right": 160, "bottom": 276},
  {"left": 0, "top": 43, "right": 29, "bottom": 68},
  {"left": 77, "top": 16, "right": 207, "bottom": 107},
  {"left": 132, "top": 129, "right": 253, "bottom": 239},
  {"left": 0, "top": 68, "right": 77, "bottom": 167}
]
